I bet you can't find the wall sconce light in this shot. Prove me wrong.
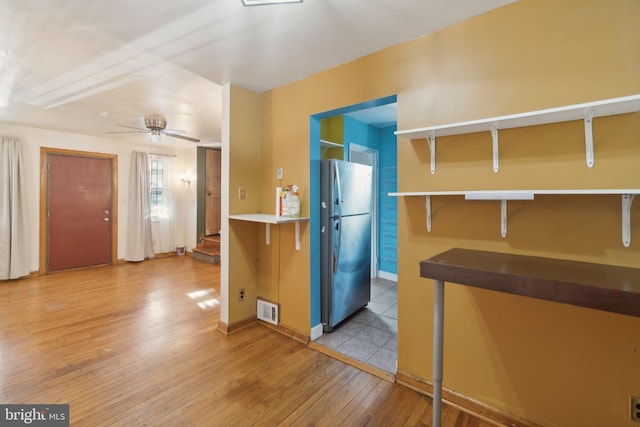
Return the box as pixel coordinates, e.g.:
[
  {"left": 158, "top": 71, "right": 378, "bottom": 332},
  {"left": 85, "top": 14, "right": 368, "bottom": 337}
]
[{"left": 179, "top": 171, "right": 195, "bottom": 186}]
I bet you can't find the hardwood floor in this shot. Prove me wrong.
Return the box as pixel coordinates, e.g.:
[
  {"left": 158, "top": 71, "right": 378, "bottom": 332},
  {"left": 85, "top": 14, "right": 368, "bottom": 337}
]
[{"left": 0, "top": 257, "right": 494, "bottom": 426}]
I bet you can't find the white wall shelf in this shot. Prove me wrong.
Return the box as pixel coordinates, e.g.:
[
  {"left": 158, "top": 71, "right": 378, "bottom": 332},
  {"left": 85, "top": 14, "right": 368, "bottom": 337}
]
[
  {"left": 395, "top": 94, "right": 640, "bottom": 173},
  {"left": 320, "top": 139, "right": 343, "bottom": 156},
  {"left": 390, "top": 190, "right": 640, "bottom": 247},
  {"left": 320, "top": 139, "right": 343, "bottom": 149},
  {"left": 229, "top": 213, "right": 309, "bottom": 251}
]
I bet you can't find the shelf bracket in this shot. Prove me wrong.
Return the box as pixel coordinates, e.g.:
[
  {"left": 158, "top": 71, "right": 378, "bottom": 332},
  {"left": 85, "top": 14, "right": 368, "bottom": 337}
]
[
  {"left": 425, "top": 195, "right": 432, "bottom": 232},
  {"left": 265, "top": 223, "right": 271, "bottom": 245},
  {"left": 490, "top": 125, "right": 499, "bottom": 173},
  {"left": 622, "top": 194, "right": 635, "bottom": 247},
  {"left": 427, "top": 136, "right": 436, "bottom": 174},
  {"left": 584, "top": 109, "right": 594, "bottom": 168},
  {"left": 265, "top": 222, "right": 302, "bottom": 250},
  {"left": 501, "top": 199, "right": 508, "bottom": 237}
]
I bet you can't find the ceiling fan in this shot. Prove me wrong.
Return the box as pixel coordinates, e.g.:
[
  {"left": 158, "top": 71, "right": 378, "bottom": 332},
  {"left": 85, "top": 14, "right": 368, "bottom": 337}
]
[{"left": 108, "top": 118, "right": 200, "bottom": 142}]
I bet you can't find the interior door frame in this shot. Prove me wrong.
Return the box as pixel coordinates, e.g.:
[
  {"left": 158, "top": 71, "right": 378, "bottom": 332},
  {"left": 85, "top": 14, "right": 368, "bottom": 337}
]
[
  {"left": 39, "top": 147, "right": 118, "bottom": 274},
  {"left": 205, "top": 147, "right": 222, "bottom": 236}
]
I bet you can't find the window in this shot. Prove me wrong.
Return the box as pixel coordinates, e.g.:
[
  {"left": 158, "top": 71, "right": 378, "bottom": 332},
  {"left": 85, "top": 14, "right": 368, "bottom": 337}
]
[{"left": 149, "top": 158, "right": 167, "bottom": 219}]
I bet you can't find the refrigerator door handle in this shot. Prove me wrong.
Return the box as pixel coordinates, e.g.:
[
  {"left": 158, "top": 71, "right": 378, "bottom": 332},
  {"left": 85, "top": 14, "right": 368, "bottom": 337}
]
[
  {"left": 333, "top": 161, "right": 342, "bottom": 274},
  {"left": 334, "top": 160, "right": 342, "bottom": 216},
  {"left": 333, "top": 219, "right": 342, "bottom": 274}
]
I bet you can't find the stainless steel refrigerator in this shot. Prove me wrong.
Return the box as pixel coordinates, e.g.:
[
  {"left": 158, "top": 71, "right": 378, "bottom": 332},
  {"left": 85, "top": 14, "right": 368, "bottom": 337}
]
[{"left": 320, "top": 159, "right": 373, "bottom": 332}]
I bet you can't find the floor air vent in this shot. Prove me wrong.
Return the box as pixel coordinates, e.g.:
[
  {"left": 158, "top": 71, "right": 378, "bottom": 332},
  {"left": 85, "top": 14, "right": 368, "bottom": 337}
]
[{"left": 257, "top": 299, "right": 279, "bottom": 325}]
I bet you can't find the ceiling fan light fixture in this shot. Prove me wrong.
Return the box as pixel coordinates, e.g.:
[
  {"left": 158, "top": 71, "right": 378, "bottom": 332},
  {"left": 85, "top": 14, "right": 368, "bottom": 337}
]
[
  {"left": 145, "top": 118, "right": 166, "bottom": 130},
  {"left": 241, "top": 0, "right": 302, "bottom": 6},
  {"left": 108, "top": 117, "right": 200, "bottom": 143}
]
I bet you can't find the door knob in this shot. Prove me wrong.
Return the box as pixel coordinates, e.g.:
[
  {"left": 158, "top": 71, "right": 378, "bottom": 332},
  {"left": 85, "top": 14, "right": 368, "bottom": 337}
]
[
  {"left": 104, "top": 210, "right": 109, "bottom": 215},
  {"left": 104, "top": 218, "right": 110, "bottom": 222}
]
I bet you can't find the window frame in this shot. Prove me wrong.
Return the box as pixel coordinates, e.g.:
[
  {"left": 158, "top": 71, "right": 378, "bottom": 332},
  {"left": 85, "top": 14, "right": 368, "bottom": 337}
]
[{"left": 149, "top": 157, "right": 168, "bottom": 220}]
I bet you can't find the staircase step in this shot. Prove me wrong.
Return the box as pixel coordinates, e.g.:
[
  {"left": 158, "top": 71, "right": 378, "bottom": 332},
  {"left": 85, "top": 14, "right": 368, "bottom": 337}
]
[
  {"left": 200, "top": 235, "right": 220, "bottom": 250},
  {"left": 192, "top": 248, "right": 220, "bottom": 265},
  {"left": 193, "top": 245, "right": 219, "bottom": 256}
]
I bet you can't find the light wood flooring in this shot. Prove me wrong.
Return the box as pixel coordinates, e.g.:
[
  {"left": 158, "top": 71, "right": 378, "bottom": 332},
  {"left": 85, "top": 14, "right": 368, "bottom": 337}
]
[{"left": 0, "top": 256, "right": 494, "bottom": 426}]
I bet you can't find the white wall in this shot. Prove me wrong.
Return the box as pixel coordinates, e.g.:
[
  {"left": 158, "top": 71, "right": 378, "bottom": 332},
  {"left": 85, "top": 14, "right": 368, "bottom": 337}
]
[
  {"left": 0, "top": 124, "right": 198, "bottom": 273},
  {"left": 174, "top": 146, "right": 199, "bottom": 249}
]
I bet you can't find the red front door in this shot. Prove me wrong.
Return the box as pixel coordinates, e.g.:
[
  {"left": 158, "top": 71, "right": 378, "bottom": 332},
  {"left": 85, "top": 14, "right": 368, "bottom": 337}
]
[{"left": 48, "top": 154, "right": 113, "bottom": 272}]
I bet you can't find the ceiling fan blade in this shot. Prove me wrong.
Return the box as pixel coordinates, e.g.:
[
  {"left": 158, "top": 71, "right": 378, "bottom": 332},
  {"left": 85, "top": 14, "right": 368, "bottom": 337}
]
[
  {"left": 163, "top": 131, "right": 200, "bottom": 143},
  {"left": 106, "top": 131, "right": 148, "bottom": 134},
  {"left": 116, "top": 124, "right": 149, "bottom": 131}
]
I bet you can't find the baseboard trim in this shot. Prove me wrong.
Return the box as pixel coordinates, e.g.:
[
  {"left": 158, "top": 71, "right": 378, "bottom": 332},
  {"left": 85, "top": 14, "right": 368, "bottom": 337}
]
[
  {"left": 216, "top": 316, "right": 257, "bottom": 335},
  {"left": 395, "top": 370, "right": 539, "bottom": 427},
  {"left": 117, "top": 252, "right": 193, "bottom": 265},
  {"left": 309, "top": 341, "right": 395, "bottom": 383},
  {"left": 153, "top": 251, "right": 179, "bottom": 259},
  {"left": 259, "top": 321, "right": 310, "bottom": 344},
  {"left": 216, "top": 321, "right": 230, "bottom": 335},
  {"left": 0, "top": 270, "right": 39, "bottom": 281},
  {"left": 309, "top": 323, "right": 323, "bottom": 341},
  {"left": 377, "top": 270, "right": 398, "bottom": 282}
]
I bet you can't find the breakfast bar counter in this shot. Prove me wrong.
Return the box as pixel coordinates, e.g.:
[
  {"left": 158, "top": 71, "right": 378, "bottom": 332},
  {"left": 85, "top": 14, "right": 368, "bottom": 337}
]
[{"left": 419, "top": 248, "right": 640, "bottom": 426}]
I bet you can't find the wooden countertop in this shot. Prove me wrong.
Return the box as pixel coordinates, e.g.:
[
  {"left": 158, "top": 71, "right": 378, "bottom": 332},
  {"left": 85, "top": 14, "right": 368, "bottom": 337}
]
[{"left": 420, "top": 248, "right": 640, "bottom": 318}]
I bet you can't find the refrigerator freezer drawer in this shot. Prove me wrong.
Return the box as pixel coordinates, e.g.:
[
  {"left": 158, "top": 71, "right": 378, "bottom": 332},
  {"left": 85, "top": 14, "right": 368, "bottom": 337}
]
[{"left": 321, "top": 213, "right": 371, "bottom": 331}]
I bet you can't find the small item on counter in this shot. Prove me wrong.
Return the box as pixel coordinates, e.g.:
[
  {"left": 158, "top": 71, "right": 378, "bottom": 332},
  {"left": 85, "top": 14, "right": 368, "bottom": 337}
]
[
  {"left": 276, "top": 186, "right": 283, "bottom": 216},
  {"left": 286, "top": 185, "right": 300, "bottom": 218},
  {"left": 276, "top": 185, "right": 300, "bottom": 218}
]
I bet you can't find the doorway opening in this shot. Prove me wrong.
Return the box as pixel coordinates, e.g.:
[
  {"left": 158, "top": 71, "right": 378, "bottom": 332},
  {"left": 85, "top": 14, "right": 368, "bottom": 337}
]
[
  {"left": 309, "top": 95, "right": 398, "bottom": 376},
  {"left": 194, "top": 146, "right": 221, "bottom": 265}
]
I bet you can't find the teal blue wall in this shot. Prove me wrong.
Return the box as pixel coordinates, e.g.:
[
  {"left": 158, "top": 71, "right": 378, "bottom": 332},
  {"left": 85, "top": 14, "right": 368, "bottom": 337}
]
[
  {"left": 344, "top": 116, "right": 377, "bottom": 154},
  {"left": 379, "top": 125, "right": 398, "bottom": 275},
  {"left": 309, "top": 117, "right": 321, "bottom": 328}
]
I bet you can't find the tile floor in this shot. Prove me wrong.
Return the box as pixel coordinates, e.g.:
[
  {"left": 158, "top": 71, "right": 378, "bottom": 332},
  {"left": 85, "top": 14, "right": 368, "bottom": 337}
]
[{"left": 315, "top": 277, "right": 398, "bottom": 374}]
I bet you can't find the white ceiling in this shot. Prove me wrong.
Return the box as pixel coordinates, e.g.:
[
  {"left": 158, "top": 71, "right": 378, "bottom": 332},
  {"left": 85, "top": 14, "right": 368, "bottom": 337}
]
[
  {"left": 0, "top": 0, "right": 517, "bottom": 147},
  {"left": 345, "top": 103, "right": 398, "bottom": 129}
]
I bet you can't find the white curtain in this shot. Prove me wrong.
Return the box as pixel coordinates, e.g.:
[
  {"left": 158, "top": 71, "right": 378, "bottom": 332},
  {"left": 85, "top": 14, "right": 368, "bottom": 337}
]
[
  {"left": 0, "top": 136, "right": 30, "bottom": 279},
  {"left": 125, "top": 151, "right": 155, "bottom": 261}
]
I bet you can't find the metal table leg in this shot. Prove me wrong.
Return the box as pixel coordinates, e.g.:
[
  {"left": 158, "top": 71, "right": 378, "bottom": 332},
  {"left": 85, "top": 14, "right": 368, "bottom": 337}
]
[{"left": 433, "top": 279, "right": 444, "bottom": 427}]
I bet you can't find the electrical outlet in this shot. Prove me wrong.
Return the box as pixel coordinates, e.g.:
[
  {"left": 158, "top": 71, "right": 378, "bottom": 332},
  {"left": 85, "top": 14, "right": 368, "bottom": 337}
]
[
  {"left": 631, "top": 395, "right": 640, "bottom": 422},
  {"left": 238, "top": 187, "right": 245, "bottom": 200},
  {"left": 239, "top": 288, "right": 245, "bottom": 302},
  {"left": 276, "top": 167, "right": 284, "bottom": 180}
]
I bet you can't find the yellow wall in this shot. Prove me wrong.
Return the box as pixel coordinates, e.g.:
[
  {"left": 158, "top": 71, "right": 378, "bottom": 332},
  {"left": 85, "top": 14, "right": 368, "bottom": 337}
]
[
  {"left": 257, "top": 87, "right": 312, "bottom": 332},
  {"left": 251, "top": 0, "right": 640, "bottom": 425},
  {"left": 227, "top": 85, "right": 262, "bottom": 324},
  {"left": 320, "top": 116, "right": 344, "bottom": 160}
]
